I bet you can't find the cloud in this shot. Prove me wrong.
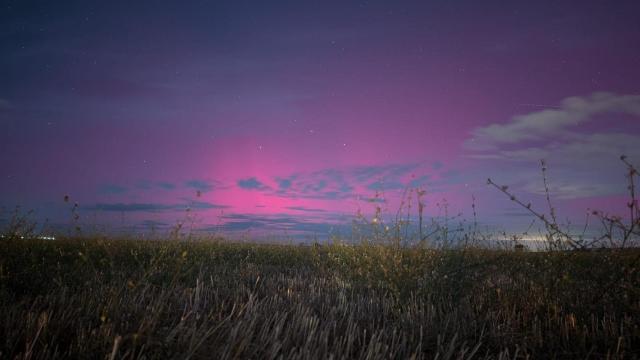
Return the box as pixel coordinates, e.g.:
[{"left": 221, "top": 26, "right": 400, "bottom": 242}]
[
  {"left": 87, "top": 203, "right": 176, "bottom": 212},
  {"left": 205, "top": 213, "right": 340, "bottom": 235},
  {"left": 275, "top": 176, "right": 295, "bottom": 190},
  {"left": 409, "top": 175, "right": 430, "bottom": 188},
  {"left": 233, "top": 162, "right": 428, "bottom": 203},
  {"left": 352, "top": 163, "right": 418, "bottom": 182},
  {"left": 473, "top": 132, "right": 640, "bottom": 199},
  {"left": 157, "top": 182, "right": 176, "bottom": 190},
  {"left": 106, "top": 180, "right": 178, "bottom": 191},
  {"left": 135, "top": 180, "right": 153, "bottom": 190},
  {"left": 237, "top": 177, "right": 270, "bottom": 190},
  {"left": 264, "top": 163, "right": 421, "bottom": 201},
  {"left": 98, "top": 184, "right": 128, "bottom": 194},
  {"left": 302, "top": 179, "right": 328, "bottom": 192},
  {"left": 185, "top": 180, "right": 215, "bottom": 192},
  {"left": 366, "top": 180, "right": 405, "bottom": 191},
  {"left": 85, "top": 201, "right": 228, "bottom": 212},
  {"left": 284, "top": 206, "right": 327, "bottom": 213},
  {"left": 466, "top": 92, "right": 640, "bottom": 199},
  {"left": 286, "top": 169, "right": 354, "bottom": 200},
  {"left": 189, "top": 201, "right": 229, "bottom": 210},
  {"left": 469, "top": 92, "right": 640, "bottom": 149},
  {"left": 139, "top": 220, "right": 169, "bottom": 227}
]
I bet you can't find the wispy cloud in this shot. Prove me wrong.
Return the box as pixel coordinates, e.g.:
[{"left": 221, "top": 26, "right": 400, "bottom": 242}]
[
  {"left": 264, "top": 163, "right": 422, "bottom": 200},
  {"left": 135, "top": 180, "right": 153, "bottom": 190},
  {"left": 275, "top": 176, "right": 295, "bottom": 190},
  {"left": 352, "top": 163, "right": 419, "bottom": 182},
  {"left": 237, "top": 177, "right": 270, "bottom": 191},
  {"left": 469, "top": 92, "right": 640, "bottom": 149},
  {"left": 409, "top": 175, "right": 430, "bottom": 188},
  {"left": 203, "top": 213, "right": 342, "bottom": 235},
  {"left": 98, "top": 184, "right": 128, "bottom": 195},
  {"left": 157, "top": 182, "right": 176, "bottom": 190},
  {"left": 189, "top": 201, "right": 230, "bottom": 210},
  {"left": 85, "top": 201, "right": 228, "bottom": 212},
  {"left": 87, "top": 203, "right": 177, "bottom": 212},
  {"left": 139, "top": 220, "right": 170, "bottom": 227},
  {"left": 106, "top": 180, "right": 179, "bottom": 191},
  {"left": 366, "top": 180, "right": 405, "bottom": 191},
  {"left": 284, "top": 206, "right": 327, "bottom": 213},
  {"left": 466, "top": 92, "right": 640, "bottom": 199},
  {"left": 185, "top": 180, "right": 215, "bottom": 192},
  {"left": 226, "top": 162, "right": 430, "bottom": 205}
]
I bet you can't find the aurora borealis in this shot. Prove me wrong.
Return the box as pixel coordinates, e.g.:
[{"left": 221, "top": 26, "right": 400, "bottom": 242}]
[{"left": 2, "top": 1, "right": 640, "bottom": 239}]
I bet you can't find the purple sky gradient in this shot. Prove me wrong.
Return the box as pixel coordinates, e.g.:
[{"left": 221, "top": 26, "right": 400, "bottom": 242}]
[{"left": 1, "top": 0, "right": 640, "bottom": 239}]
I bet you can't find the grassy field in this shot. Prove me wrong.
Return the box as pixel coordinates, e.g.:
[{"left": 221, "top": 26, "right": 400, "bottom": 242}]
[{"left": 0, "top": 237, "right": 638, "bottom": 359}]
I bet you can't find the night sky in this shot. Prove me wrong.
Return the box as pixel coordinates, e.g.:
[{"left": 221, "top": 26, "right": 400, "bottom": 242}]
[{"left": 2, "top": 1, "right": 640, "bottom": 239}]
